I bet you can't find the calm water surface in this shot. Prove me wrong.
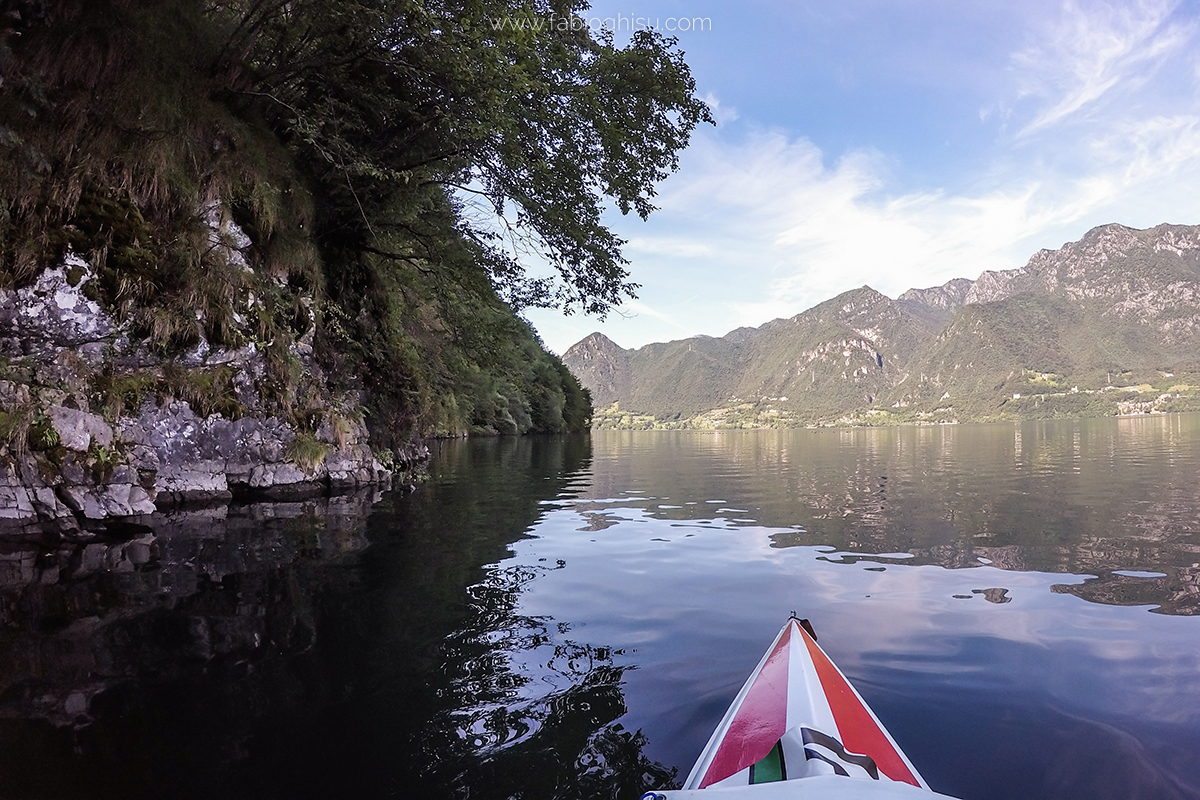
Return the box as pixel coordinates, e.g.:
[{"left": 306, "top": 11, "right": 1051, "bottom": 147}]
[{"left": 3, "top": 416, "right": 1200, "bottom": 799}]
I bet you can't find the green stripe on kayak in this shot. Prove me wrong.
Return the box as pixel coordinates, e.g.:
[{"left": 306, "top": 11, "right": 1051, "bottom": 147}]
[{"left": 749, "top": 741, "right": 785, "bottom": 784}]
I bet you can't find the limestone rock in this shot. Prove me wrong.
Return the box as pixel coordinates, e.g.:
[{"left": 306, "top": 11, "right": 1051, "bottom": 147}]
[
  {"left": 0, "top": 254, "right": 115, "bottom": 360},
  {"left": 48, "top": 407, "right": 114, "bottom": 452},
  {"left": 60, "top": 483, "right": 155, "bottom": 520},
  {"left": 0, "top": 250, "right": 405, "bottom": 528}
]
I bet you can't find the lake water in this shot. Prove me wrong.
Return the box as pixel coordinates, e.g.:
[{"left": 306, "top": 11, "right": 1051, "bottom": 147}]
[{"left": 2, "top": 417, "right": 1200, "bottom": 799}]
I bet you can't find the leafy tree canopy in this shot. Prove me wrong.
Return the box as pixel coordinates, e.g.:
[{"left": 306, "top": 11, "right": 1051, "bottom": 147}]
[{"left": 209, "top": 0, "right": 713, "bottom": 316}]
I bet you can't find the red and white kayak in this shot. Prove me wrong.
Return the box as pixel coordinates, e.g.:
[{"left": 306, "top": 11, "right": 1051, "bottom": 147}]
[{"left": 643, "top": 617, "right": 960, "bottom": 799}]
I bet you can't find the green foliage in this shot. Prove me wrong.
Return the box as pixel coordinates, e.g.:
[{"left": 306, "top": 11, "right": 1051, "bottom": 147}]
[
  {"left": 208, "top": 0, "right": 711, "bottom": 317},
  {"left": 90, "top": 366, "right": 242, "bottom": 421},
  {"left": 0, "top": 0, "right": 317, "bottom": 356},
  {"left": 87, "top": 440, "right": 121, "bottom": 480},
  {"left": 285, "top": 432, "right": 330, "bottom": 473},
  {"left": 575, "top": 285, "right": 1200, "bottom": 429},
  {"left": 1, "top": 0, "right": 649, "bottom": 444},
  {"left": 90, "top": 371, "right": 159, "bottom": 421},
  {"left": 159, "top": 364, "right": 243, "bottom": 419},
  {"left": 26, "top": 414, "right": 59, "bottom": 450},
  {"left": 322, "top": 242, "right": 593, "bottom": 442},
  {"left": 0, "top": 405, "right": 35, "bottom": 456}
]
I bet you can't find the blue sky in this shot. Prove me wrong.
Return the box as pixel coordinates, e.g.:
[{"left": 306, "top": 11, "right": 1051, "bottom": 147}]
[{"left": 523, "top": 0, "right": 1200, "bottom": 353}]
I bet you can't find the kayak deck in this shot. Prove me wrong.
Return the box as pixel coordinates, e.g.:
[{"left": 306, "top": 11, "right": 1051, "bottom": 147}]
[{"left": 644, "top": 617, "right": 961, "bottom": 799}]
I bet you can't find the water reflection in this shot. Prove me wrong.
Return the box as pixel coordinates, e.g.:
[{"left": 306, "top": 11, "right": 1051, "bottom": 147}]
[
  {"left": 5, "top": 420, "right": 1200, "bottom": 800},
  {"left": 530, "top": 420, "right": 1200, "bottom": 799},
  {"left": 1052, "top": 568, "right": 1200, "bottom": 615},
  {"left": 433, "top": 562, "right": 676, "bottom": 799},
  {"left": 0, "top": 494, "right": 376, "bottom": 731},
  {"left": 588, "top": 417, "right": 1200, "bottom": 614},
  {"left": 390, "top": 435, "right": 675, "bottom": 799},
  {"left": 0, "top": 434, "right": 672, "bottom": 800}
]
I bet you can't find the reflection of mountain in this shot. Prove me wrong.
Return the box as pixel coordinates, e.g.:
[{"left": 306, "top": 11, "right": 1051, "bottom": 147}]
[
  {"left": 0, "top": 434, "right": 675, "bottom": 799},
  {"left": 583, "top": 420, "right": 1200, "bottom": 615},
  {"left": 1052, "top": 568, "right": 1200, "bottom": 616}
]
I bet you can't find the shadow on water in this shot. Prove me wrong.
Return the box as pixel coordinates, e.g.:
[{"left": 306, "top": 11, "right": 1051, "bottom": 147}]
[{"left": 0, "top": 434, "right": 672, "bottom": 800}]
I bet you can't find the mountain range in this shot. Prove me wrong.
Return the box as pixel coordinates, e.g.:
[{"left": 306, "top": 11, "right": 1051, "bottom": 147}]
[{"left": 562, "top": 223, "right": 1200, "bottom": 427}]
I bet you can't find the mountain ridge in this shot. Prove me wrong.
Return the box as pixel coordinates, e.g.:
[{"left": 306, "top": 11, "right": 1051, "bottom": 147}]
[{"left": 563, "top": 222, "right": 1200, "bottom": 427}]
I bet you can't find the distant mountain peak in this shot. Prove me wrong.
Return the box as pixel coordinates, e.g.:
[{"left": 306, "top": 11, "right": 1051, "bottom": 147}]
[
  {"left": 898, "top": 277, "right": 974, "bottom": 310},
  {"left": 964, "top": 222, "right": 1200, "bottom": 306},
  {"left": 568, "top": 331, "right": 625, "bottom": 353},
  {"left": 562, "top": 332, "right": 630, "bottom": 408}
]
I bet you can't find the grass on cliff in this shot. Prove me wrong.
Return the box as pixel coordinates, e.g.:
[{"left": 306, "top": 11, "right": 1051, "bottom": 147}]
[
  {"left": 0, "top": 0, "right": 321, "bottom": 360},
  {"left": 285, "top": 432, "right": 329, "bottom": 473},
  {"left": 0, "top": 406, "right": 35, "bottom": 457}
]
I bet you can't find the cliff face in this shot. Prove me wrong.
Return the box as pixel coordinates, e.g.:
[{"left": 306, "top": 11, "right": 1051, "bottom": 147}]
[
  {"left": 960, "top": 223, "right": 1200, "bottom": 340},
  {"left": 905, "top": 224, "right": 1200, "bottom": 335},
  {"left": 0, "top": 234, "right": 400, "bottom": 535},
  {"left": 564, "top": 223, "right": 1200, "bottom": 427},
  {"left": 725, "top": 286, "right": 939, "bottom": 419},
  {"left": 897, "top": 277, "right": 974, "bottom": 310}
]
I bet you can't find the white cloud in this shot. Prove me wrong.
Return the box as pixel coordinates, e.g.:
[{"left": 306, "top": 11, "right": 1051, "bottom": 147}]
[
  {"left": 530, "top": 106, "right": 1200, "bottom": 353},
  {"left": 619, "top": 300, "right": 695, "bottom": 335},
  {"left": 625, "top": 236, "right": 714, "bottom": 258},
  {"left": 1107, "top": 114, "right": 1200, "bottom": 184},
  {"left": 1011, "top": 0, "right": 1195, "bottom": 135},
  {"left": 592, "top": 110, "right": 1200, "bottom": 344}
]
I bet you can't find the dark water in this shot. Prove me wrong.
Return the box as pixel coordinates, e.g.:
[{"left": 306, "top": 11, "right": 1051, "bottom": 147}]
[{"left": 3, "top": 417, "right": 1200, "bottom": 799}]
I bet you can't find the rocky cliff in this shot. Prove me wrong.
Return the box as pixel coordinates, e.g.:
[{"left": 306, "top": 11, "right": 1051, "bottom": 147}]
[
  {"left": 0, "top": 239, "right": 400, "bottom": 535},
  {"left": 560, "top": 332, "right": 631, "bottom": 409},
  {"left": 0, "top": 193, "right": 411, "bottom": 534}
]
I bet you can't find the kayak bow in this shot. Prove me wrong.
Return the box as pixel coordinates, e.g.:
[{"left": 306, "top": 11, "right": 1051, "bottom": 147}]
[{"left": 643, "top": 617, "right": 960, "bottom": 799}]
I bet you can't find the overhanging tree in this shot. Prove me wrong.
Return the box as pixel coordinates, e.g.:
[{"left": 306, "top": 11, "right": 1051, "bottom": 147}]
[{"left": 209, "top": 0, "right": 713, "bottom": 317}]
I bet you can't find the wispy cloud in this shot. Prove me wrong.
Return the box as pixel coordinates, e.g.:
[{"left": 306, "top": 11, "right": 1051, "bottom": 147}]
[
  {"left": 1012, "top": 0, "right": 1195, "bottom": 135},
  {"left": 701, "top": 91, "right": 740, "bottom": 126},
  {"left": 621, "top": 110, "right": 1200, "bottom": 330},
  {"left": 624, "top": 236, "right": 714, "bottom": 258},
  {"left": 618, "top": 300, "right": 695, "bottom": 335}
]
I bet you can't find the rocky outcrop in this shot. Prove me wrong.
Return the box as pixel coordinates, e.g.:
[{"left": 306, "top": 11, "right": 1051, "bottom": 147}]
[
  {"left": 896, "top": 277, "right": 974, "bottom": 328},
  {"left": 0, "top": 253, "right": 115, "bottom": 364},
  {"left": 898, "top": 277, "right": 974, "bottom": 311},
  {"left": 894, "top": 224, "right": 1200, "bottom": 326},
  {"left": 117, "top": 400, "right": 394, "bottom": 503},
  {"left": 0, "top": 237, "right": 406, "bottom": 532},
  {"left": 963, "top": 223, "right": 1200, "bottom": 341}
]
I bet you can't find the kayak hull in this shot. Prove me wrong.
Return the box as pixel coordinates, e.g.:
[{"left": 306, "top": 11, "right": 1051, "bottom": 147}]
[
  {"left": 647, "top": 617, "right": 961, "bottom": 800},
  {"left": 647, "top": 774, "right": 960, "bottom": 799}
]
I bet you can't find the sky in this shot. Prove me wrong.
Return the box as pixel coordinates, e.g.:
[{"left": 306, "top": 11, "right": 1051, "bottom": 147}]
[{"left": 521, "top": 0, "right": 1200, "bottom": 354}]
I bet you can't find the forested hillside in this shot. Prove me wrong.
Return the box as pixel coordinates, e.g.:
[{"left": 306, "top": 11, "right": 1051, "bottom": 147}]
[{"left": 0, "top": 0, "right": 709, "bottom": 449}]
